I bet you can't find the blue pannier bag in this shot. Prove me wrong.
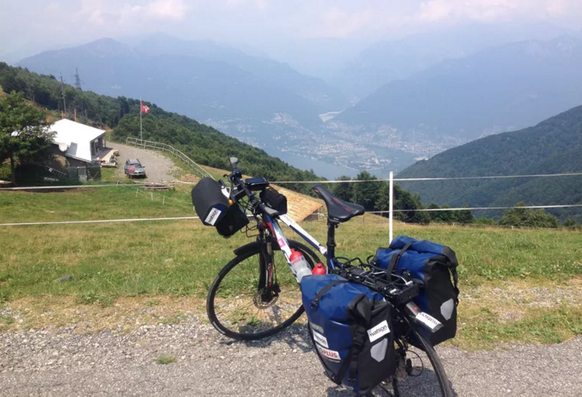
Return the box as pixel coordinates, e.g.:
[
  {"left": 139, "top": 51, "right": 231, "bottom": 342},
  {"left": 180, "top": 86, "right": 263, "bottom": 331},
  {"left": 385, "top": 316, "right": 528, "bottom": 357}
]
[
  {"left": 301, "top": 274, "right": 396, "bottom": 396},
  {"left": 374, "top": 236, "right": 459, "bottom": 347}
]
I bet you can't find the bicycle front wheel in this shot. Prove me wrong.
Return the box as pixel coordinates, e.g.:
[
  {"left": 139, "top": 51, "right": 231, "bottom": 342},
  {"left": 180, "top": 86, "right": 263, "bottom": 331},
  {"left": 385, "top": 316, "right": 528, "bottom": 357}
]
[{"left": 206, "top": 240, "right": 319, "bottom": 340}]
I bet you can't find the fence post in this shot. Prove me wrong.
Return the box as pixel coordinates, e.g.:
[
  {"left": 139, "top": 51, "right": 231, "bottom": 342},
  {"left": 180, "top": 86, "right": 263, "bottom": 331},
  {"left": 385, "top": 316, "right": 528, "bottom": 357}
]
[{"left": 389, "top": 171, "right": 394, "bottom": 244}]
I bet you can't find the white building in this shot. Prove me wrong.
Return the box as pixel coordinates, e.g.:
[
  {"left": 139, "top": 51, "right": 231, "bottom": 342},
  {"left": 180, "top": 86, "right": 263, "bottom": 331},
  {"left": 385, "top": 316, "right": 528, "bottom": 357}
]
[{"left": 51, "top": 119, "right": 106, "bottom": 164}]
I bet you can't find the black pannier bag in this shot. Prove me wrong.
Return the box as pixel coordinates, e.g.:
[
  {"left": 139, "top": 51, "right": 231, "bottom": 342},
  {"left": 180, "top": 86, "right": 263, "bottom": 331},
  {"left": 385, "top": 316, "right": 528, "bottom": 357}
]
[
  {"left": 260, "top": 187, "right": 287, "bottom": 214},
  {"left": 301, "top": 274, "right": 396, "bottom": 396},
  {"left": 191, "top": 177, "right": 249, "bottom": 237},
  {"left": 374, "top": 236, "right": 459, "bottom": 347}
]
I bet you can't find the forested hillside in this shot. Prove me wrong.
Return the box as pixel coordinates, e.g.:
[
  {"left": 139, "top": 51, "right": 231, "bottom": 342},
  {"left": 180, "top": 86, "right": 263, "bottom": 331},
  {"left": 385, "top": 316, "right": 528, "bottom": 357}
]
[
  {"left": 398, "top": 104, "right": 582, "bottom": 221},
  {"left": 0, "top": 62, "right": 323, "bottom": 192}
]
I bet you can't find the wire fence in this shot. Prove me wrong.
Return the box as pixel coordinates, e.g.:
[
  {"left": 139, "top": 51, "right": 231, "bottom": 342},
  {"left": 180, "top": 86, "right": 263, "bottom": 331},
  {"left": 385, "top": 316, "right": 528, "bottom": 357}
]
[
  {"left": 3, "top": 171, "right": 582, "bottom": 190},
  {"left": 2, "top": 151, "right": 581, "bottom": 231},
  {"left": 270, "top": 172, "right": 582, "bottom": 184}
]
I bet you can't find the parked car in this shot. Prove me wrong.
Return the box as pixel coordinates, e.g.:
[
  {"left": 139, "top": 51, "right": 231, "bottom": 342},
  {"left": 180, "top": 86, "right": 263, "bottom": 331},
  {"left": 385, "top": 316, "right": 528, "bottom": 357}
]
[{"left": 124, "top": 159, "right": 146, "bottom": 178}]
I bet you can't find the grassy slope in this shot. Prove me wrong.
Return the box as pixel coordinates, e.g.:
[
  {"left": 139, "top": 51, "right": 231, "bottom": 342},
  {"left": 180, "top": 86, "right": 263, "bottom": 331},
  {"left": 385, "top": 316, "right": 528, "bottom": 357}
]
[{"left": 1, "top": 187, "right": 581, "bottom": 348}]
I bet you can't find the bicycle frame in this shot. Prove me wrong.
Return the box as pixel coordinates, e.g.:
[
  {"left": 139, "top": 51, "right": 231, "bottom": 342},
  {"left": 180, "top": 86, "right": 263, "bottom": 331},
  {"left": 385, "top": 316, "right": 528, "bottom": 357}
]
[{"left": 260, "top": 212, "right": 338, "bottom": 274}]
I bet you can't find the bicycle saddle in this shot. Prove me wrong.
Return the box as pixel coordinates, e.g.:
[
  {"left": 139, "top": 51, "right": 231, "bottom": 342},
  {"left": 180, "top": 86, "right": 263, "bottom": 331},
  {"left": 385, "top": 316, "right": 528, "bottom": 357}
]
[{"left": 313, "top": 184, "right": 365, "bottom": 223}]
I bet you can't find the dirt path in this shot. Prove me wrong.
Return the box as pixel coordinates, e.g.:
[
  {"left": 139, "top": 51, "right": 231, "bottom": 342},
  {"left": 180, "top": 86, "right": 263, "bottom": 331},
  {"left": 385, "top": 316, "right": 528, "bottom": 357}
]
[
  {"left": 111, "top": 142, "right": 177, "bottom": 183},
  {"left": 1, "top": 319, "right": 580, "bottom": 396}
]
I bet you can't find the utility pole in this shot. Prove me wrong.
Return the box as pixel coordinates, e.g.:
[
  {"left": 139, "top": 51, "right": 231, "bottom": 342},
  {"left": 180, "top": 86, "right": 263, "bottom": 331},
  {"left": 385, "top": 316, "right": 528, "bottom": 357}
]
[
  {"left": 60, "top": 74, "right": 67, "bottom": 117},
  {"left": 74, "top": 67, "right": 82, "bottom": 90}
]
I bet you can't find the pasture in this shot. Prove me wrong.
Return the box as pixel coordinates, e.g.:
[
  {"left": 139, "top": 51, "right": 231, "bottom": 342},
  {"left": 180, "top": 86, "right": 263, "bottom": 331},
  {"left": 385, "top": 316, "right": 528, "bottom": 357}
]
[{"left": 1, "top": 186, "right": 581, "bottom": 348}]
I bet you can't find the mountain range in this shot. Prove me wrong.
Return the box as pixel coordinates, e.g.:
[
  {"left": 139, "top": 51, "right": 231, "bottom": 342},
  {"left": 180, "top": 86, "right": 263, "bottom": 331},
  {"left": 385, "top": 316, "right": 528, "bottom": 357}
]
[
  {"left": 17, "top": 37, "right": 346, "bottom": 148},
  {"left": 332, "top": 23, "right": 580, "bottom": 102},
  {"left": 332, "top": 36, "right": 582, "bottom": 155},
  {"left": 13, "top": 32, "right": 582, "bottom": 179},
  {"left": 397, "top": 104, "right": 582, "bottom": 221}
]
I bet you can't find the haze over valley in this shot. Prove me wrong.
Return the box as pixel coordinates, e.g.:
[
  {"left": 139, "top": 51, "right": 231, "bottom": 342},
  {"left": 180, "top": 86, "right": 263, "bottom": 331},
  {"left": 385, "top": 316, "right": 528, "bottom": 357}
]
[{"left": 5, "top": 1, "right": 582, "bottom": 179}]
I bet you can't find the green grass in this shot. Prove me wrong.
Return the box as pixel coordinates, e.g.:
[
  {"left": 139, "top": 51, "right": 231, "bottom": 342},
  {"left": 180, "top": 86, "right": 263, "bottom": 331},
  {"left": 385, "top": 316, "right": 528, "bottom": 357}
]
[
  {"left": 0, "top": 186, "right": 192, "bottom": 223},
  {"left": 99, "top": 167, "right": 120, "bottom": 183},
  {"left": 155, "top": 355, "right": 176, "bottom": 365},
  {"left": 1, "top": 188, "right": 581, "bottom": 347},
  {"left": 1, "top": 206, "right": 580, "bottom": 301},
  {"left": 458, "top": 304, "right": 582, "bottom": 349}
]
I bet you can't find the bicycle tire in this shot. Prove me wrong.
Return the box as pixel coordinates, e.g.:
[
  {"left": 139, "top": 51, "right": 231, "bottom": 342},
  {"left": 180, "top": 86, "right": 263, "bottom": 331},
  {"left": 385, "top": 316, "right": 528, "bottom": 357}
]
[
  {"left": 207, "top": 239, "right": 320, "bottom": 340},
  {"left": 387, "top": 325, "right": 454, "bottom": 397}
]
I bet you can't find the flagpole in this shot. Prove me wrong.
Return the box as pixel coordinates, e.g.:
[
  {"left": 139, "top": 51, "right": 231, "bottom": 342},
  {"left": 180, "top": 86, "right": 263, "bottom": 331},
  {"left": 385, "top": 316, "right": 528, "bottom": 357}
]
[{"left": 139, "top": 98, "right": 143, "bottom": 141}]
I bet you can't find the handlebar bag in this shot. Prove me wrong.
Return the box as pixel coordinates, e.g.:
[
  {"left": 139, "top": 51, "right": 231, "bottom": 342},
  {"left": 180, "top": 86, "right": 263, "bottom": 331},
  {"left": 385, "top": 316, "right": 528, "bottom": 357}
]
[
  {"left": 301, "top": 274, "right": 396, "bottom": 396},
  {"left": 191, "top": 177, "right": 249, "bottom": 237},
  {"left": 374, "top": 236, "right": 459, "bottom": 347},
  {"left": 260, "top": 187, "right": 287, "bottom": 214},
  {"left": 215, "top": 203, "right": 249, "bottom": 238},
  {"left": 191, "top": 177, "right": 230, "bottom": 226}
]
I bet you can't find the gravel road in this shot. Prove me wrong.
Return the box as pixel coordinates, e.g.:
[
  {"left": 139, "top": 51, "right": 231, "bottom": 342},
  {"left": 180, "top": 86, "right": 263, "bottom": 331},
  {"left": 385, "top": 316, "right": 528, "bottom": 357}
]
[
  {"left": 112, "top": 142, "right": 177, "bottom": 182},
  {"left": 1, "top": 318, "right": 580, "bottom": 397}
]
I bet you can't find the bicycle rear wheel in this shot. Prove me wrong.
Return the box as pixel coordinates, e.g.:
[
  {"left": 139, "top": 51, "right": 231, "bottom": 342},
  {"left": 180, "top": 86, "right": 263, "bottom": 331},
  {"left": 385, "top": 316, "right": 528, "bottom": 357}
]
[
  {"left": 380, "top": 322, "right": 454, "bottom": 397},
  {"left": 206, "top": 240, "right": 319, "bottom": 340}
]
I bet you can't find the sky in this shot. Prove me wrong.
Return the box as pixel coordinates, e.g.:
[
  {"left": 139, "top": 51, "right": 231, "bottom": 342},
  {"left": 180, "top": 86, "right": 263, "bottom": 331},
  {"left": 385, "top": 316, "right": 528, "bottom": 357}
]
[{"left": 1, "top": 0, "right": 582, "bottom": 60}]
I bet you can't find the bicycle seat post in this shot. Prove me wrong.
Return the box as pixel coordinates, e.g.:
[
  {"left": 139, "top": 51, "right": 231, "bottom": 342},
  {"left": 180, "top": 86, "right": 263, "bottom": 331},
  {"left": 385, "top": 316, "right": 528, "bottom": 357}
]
[{"left": 326, "top": 220, "right": 339, "bottom": 266}]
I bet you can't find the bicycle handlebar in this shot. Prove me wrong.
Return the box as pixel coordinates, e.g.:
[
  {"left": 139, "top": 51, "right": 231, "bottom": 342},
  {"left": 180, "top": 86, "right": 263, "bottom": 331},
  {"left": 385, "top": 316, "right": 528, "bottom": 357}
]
[{"left": 225, "top": 163, "right": 271, "bottom": 217}]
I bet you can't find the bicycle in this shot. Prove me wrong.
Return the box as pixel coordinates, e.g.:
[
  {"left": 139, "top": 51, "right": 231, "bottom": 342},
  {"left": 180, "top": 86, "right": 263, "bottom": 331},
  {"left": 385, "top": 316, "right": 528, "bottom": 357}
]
[{"left": 205, "top": 158, "right": 453, "bottom": 396}]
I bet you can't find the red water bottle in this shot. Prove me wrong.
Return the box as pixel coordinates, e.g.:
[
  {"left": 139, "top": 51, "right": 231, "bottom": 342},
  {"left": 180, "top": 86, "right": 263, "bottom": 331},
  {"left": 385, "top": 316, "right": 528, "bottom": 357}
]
[{"left": 312, "top": 263, "right": 326, "bottom": 275}]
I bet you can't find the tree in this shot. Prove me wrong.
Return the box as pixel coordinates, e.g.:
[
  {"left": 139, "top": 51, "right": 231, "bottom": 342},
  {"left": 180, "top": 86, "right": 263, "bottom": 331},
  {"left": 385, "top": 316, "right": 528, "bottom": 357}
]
[
  {"left": 351, "top": 171, "right": 379, "bottom": 211},
  {"left": 393, "top": 185, "right": 430, "bottom": 224},
  {"left": 0, "top": 92, "right": 53, "bottom": 185},
  {"left": 563, "top": 218, "right": 578, "bottom": 228},
  {"left": 454, "top": 206, "right": 475, "bottom": 224},
  {"left": 375, "top": 182, "right": 391, "bottom": 213},
  {"left": 498, "top": 203, "right": 559, "bottom": 228},
  {"left": 332, "top": 175, "right": 353, "bottom": 202},
  {"left": 428, "top": 203, "right": 456, "bottom": 223}
]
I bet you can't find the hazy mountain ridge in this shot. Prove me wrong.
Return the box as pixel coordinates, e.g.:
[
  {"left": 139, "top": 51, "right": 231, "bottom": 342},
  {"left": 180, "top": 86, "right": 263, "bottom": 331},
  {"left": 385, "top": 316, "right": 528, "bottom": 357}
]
[
  {"left": 333, "top": 36, "right": 582, "bottom": 153},
  {"left": 18, "top": 37, "right": 327, "bottom": 143},
  {"left": 132, "top": 35, "right": 348, "bottom": 112},
  {"left": 332, "top": 23, "right": 580, "bottom": 102}
]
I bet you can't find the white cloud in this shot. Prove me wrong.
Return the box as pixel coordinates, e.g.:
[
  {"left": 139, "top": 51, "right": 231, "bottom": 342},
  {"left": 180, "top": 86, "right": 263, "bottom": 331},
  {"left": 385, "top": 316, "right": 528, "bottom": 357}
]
[
  {"left": 147, "top": 0, "right": 189, "bottom": 20},
  {"left": 417, "top": 0, "right": 582, "bottom": 23},
  {"left": 419, "top": 0, "right": 521, "bottom": 22},
  {"left": 225, "top": 0, "right": 270, "bottom": 10},
  {"left": 3, "top": 0, "right": 582, "bottom": 58},
  {"left": 74, "top": 0, "right": 188, "bottom": 27}
]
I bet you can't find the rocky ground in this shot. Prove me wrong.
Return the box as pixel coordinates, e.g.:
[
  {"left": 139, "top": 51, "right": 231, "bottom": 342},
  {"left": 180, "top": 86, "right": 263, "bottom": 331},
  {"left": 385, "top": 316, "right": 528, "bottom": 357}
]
[{"left": 1, "top": 316, "right": 580, "bottom": 397}]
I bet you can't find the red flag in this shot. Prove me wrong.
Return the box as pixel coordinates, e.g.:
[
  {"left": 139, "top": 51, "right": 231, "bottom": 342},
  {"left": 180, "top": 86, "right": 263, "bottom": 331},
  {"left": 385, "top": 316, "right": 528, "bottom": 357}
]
[{"left": 141, "top": 102, "right": 150, "bottom": 114}]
